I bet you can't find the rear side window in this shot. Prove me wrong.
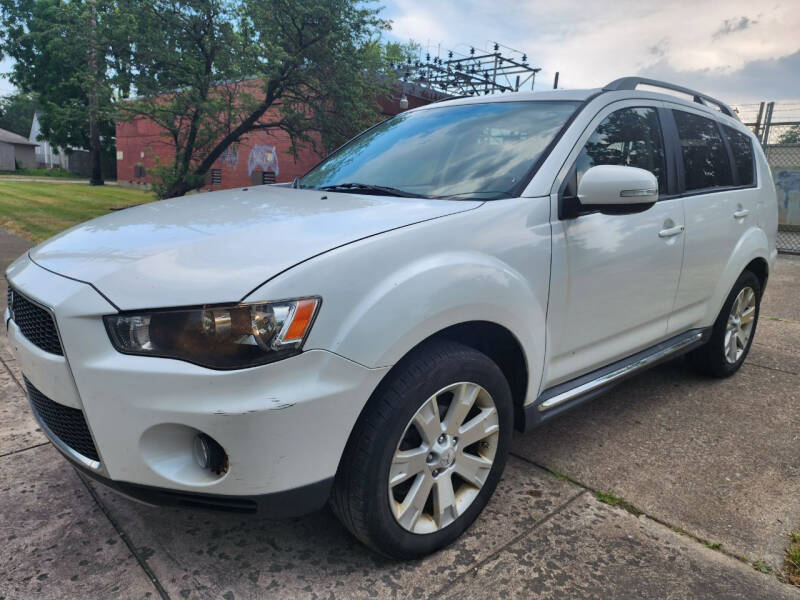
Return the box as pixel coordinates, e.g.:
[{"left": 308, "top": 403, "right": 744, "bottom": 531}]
[
  {"left": 575, "top": 107, "right": 667, "bottom": 194},
  {"left": 722, "top": 125, "right": 755, "bottom": 186},
  {"left": 673, "top": 110, "right": 733, "bottom": 191}
]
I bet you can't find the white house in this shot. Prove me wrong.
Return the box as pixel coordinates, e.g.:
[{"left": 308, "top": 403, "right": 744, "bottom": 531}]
[{"left": 29, "top": 110, "right": 90, "bottom": 173}]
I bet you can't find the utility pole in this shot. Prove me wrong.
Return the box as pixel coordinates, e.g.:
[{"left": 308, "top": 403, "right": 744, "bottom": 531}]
[{"left": 87, "top": 0, "right": 104, "bottom": 186}]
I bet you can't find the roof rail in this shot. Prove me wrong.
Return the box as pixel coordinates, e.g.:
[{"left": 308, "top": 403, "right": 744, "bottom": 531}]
[{"left": 603, "top": 77, "right": 739, "bottom": 121}]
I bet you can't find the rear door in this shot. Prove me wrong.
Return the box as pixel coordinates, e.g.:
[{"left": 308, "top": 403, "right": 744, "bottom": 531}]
[
  {"left": 543, "top": 101, "right": 685, "bottom": 388},
  {"left": 665, "top": 107, "right": 759, "bottom": 333}
]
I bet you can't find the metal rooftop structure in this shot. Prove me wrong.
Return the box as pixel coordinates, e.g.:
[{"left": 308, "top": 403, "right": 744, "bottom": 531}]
[{"left": 391, "top": 42, "right": 542, "bottom": 97}]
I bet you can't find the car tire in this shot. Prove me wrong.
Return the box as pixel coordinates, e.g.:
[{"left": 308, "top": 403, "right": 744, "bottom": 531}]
[
  {"left": 330, "top": 340, "right": 513, "bottom": 559},
  {"left": 687, "top": 270, "right": 761, "bottom": 378}
]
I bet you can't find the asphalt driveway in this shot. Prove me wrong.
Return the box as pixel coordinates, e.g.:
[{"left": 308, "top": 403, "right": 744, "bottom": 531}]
[{"left": 1, "top": 227, "right": 799, "bottom": 599}]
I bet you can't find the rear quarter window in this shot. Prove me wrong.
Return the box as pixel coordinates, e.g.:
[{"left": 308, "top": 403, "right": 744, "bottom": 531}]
[
  {"left": 673, "top": 110, "right": 733, "bottom": 192},
  {"left": 722, "top": 125, "right": 755, "bottom": 186}
]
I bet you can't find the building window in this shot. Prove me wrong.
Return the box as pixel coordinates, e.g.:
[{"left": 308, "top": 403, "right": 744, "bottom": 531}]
[
  {"left": 262, "top": 170, "right": 276, "bottom": 185},
  {"left": 210, "top": 169, "right": 222, "bottom": 186},
  {"left": 134, "top": 164, "right": 146, "bottom": 178}
]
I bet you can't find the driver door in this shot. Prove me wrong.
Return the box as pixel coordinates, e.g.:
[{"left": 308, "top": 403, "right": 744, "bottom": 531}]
[{"left": 543, "top": 101, "right": 684, "bottom": 388}]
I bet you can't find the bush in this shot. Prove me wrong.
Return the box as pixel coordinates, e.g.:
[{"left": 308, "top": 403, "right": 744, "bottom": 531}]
[{"left": 0, "top": 167, "right": 79, "bottom": 178}]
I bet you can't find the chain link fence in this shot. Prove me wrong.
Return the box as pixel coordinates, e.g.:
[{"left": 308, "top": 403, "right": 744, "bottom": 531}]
[
  {"left": 766, "top": 144, "right": 800, "bottom": 254},
  {"left": 734, "top": 102, "right": 800, "bottom": 254}
]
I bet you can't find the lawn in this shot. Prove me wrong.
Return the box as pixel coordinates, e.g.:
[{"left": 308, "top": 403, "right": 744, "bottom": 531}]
[{"left": 0, "top": 181, "right": 155, "bottom": 243}]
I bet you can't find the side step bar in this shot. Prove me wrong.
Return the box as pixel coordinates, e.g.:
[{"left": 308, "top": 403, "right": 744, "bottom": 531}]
[{"left": 522, "top": 328, "right": 710, "bottom": 431}]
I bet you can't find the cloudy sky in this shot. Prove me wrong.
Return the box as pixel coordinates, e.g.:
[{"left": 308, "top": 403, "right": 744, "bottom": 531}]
[
  {"left": 1, "top": 0, "right": 797, "bottom": 105},
  {"left": 382, "top": 0, "right": 800, "bottom": 104}
]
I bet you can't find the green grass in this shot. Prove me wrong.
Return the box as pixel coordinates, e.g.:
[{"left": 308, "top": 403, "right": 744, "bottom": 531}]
[
  {"left": 594, "top": 491, "right": 644, "bottom": 516},
  {"left": 0, "top": 181, "right": 155, "bottom": 242},
  {"left": 752, "top": 559, "right": 772, "bottom": 574},
  {"left": 786, "top": 531, "right": 800, "bottom": 587},
  {"left": 0, "top": 167, "right": 80, "bottom": 178}
]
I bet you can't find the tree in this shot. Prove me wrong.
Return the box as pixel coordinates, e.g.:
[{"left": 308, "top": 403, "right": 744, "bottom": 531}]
[
  {"left": 0, "top": 0, "right": 135, "bottom": 183},
  {"left": 383, "top": 39, "right": 421, "bottom": 66},
  {"left": 778, "top": 125, "right": 800, "bottom": 145},
  {"left": 0, "top": 92, "right": 37, "bottom": 136},
  {"left": 123, "top": 0, "right": 392, "bottom": 198}
]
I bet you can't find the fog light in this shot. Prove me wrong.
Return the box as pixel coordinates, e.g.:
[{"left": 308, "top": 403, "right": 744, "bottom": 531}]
[{"left": 193, "top": 433, "right": 228, "bottom": 475}]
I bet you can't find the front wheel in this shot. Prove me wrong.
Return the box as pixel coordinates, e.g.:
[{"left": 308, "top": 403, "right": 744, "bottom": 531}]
[
  {"left": 331, "top": 340, "right": 513, "bottom": 558},
  {"left": 687, "top": 270, "right": 761, "bottom": 377}
]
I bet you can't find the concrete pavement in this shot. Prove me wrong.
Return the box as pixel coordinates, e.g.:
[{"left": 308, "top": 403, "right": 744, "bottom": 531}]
[{"left": 1, "top": 227, "right": 799, "bottom": 599}]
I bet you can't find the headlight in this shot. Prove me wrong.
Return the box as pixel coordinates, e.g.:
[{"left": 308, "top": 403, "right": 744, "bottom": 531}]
[{"left": 103, "top": 297, "right": 320, "bottom": 369}]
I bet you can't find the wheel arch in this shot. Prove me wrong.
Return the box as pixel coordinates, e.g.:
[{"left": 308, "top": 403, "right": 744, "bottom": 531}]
[
  {"left": 744, "top": 256, "right": 769, "bottom": 292},
  {"left": 350, "top": 320, "right": 531, "bottom": 445},
  {"left": 424, "top": 321, "right": 529, "bottom": 431},
  {"left": 704, "top": 228, "right": 770, "bottom": 325}
]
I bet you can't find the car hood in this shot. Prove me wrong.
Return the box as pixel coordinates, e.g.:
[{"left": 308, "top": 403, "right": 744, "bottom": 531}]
[{"left": 29, "top": 186, "right": 481, "bottom": 310}]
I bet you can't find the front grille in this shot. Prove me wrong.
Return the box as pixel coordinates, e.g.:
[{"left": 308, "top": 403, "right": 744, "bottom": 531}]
[
  {"left": 25, "top": 377, "right": 99, "bottom": 462},
  {"left": 7, "top": 287, "right": 63, "bottom": 355}
]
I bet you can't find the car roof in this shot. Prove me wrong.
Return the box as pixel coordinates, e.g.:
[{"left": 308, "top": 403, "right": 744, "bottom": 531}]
[
  {"left": 411, "top": 88, "right": 599, "bottom": 110},
  {"left": 411, "top": 85, "right": 749, "bottom": 134}
]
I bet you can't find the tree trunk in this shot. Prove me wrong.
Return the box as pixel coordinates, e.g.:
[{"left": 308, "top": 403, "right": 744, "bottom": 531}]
[
  {"left": 165, "top": 179, "right": 193, "bottom": 198},
  {"left": 88, "top": 0, "right": 103, "bottom": 186}
]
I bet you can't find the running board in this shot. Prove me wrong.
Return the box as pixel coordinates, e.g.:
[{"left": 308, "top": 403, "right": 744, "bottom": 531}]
[{"left": 522, "top": 328, "right": 710, "bottom": 431}]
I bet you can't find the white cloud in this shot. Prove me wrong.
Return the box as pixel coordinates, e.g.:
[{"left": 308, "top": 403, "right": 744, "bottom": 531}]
[{"left": 383, "top": 0, "right": 800, "bottom": 101}]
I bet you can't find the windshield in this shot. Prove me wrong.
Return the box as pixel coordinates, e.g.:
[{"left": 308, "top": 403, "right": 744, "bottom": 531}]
[{"left": 299, "top": 100, "right": 580, "bottom": 199}]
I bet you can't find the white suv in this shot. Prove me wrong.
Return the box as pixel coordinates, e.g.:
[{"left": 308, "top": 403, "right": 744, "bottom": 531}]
[{"left": 5, "top": 77, "right": 777, "bottom": 558}]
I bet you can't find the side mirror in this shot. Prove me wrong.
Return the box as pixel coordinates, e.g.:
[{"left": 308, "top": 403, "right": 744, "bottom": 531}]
[{"left": 577, "top": 165, "right": 658, "bottom": 212}]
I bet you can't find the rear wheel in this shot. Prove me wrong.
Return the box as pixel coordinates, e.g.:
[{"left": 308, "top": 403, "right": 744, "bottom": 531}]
[
  {"left": 687, "top": 270, "right": 761, "bottom": 377},
  {"left": 331, "top": 340, "right": 513, "bottom": 558}
]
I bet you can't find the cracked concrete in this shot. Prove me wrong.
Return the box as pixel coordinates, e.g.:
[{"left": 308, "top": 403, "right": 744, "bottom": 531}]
[
  {"left": 441, "top": 493, "right": 800, "bottom": 600},
  {"left": 0, "top": 444, "right": 160, "bottom": 599},
  {"left": 1, "top": 226, "right": 799, "bottom": 599}
]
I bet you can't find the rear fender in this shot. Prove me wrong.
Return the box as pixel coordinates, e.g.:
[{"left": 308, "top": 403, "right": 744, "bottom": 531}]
[{"left": 704, "top": 226, "right": 769, "bottom": 325}]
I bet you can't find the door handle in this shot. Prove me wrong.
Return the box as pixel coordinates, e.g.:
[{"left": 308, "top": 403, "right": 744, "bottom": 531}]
[
  {"left": 733, "top": 209, "right": 749, "bottom": 219},
  {"left": 658, "top": 225, "right": 685, "bottom": 238}
]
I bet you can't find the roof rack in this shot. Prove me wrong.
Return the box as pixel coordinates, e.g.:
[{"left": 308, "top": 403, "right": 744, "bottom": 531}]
[{"left": 603, "top": 77, "right": 739, "bottom": 121}]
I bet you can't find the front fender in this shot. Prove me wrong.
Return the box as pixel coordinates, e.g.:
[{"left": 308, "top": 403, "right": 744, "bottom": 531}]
[
  {"left": 327, "top": 250, "right": 542, "bottom": 374},
  {"left": 250, "top": 248, "right": 546, "bottom": 405},
  {"left": 245, "top": 197, "right": 553, "bottom": 407}
]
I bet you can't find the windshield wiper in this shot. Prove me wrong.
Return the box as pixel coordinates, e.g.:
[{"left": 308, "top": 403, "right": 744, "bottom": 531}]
[
  {"left": 432, "top": 191, "right": 509, "bottom": 201},
  {"left": 317, "top": 182, "right": 426, "bottom": 198}
]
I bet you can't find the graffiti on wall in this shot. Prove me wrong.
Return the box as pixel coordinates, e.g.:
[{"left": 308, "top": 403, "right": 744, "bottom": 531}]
[
  {"left": 220, "top": 144, "right": 239, "bottom": 168},
  {"left": 248, "top": 145, "right": 279, "bottom": 177},
  {"left": 775, "top": 169, "right": 800, "bottom": 226}
]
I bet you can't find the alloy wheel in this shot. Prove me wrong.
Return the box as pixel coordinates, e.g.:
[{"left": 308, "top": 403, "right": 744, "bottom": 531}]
[
  {"left": 388, "top": 382, "right": 499, "bottom": 534},
  {"left": 724, "top": 286, "right": 756, "bottom": 363}
]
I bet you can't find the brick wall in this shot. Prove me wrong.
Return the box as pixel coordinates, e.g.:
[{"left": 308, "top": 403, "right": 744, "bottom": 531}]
[
  {"left": 116, "top": 106, "right": 322, "bottom": 191},
  {"left": 116, "top": 86, "right": 442, "bottom": 193}
]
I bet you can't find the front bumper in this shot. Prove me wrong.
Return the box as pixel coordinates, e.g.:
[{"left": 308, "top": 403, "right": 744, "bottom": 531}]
[
  {"left": 6, "top": 255, "right": 389, "bottom": 511},
  {"left": 74, "top": 458, "right": 334, "bottom": 516}
]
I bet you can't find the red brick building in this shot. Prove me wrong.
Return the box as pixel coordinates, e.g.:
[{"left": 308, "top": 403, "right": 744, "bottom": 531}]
[{"left": 115, "top": 84, "right": 444, "bottom": 192}]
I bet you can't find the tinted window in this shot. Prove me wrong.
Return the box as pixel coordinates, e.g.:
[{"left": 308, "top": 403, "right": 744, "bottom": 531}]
[
  {"left": 575, "top": 107, "right": 667, "bottom": 193},
  {"left": 722, "top": 125, "right": 755, "bottom": 186},
  {"left": 300, "top": 101, "right": 579, "bottom": 199},
  {"left": 673, "top": 110, "right": 733, "bottom": 191}
]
